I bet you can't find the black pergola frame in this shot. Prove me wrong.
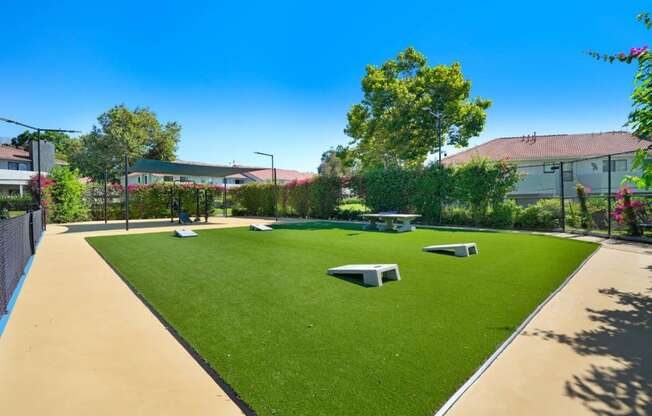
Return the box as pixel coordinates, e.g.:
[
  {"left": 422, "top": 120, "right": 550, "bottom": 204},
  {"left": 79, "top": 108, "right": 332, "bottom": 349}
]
[{"left": 105, "top": 159, "right": 264, "bottom": 231}]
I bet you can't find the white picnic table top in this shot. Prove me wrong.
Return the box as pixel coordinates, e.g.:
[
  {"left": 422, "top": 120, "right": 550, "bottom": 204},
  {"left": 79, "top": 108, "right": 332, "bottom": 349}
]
[{"left": 362, "top": 213, "right": 421, "bottom": 220}]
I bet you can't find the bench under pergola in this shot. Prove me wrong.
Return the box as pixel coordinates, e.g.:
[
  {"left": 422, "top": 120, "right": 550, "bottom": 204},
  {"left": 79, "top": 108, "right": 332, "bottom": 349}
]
[{"left": 109, "top": 159, "right": 266, "bottom": 230}]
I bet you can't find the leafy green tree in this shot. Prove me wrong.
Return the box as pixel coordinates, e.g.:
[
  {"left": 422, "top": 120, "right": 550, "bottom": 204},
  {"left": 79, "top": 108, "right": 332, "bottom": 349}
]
[
  {"left": 344, "top": 47, "right": 491, "bottom": 170},
  {"left": 318, "top": 147, "right": 353, "bottom": 176},
  {"left": 589, "top": 13, "right": 652, "bottom": 189},
  {"left": 454, "top": 157, "right": 520, "bottom": 224},
  {"left": 46, "top": 166, "right": 89, "bottom": 223},
  {"left": 71, "top": 105, "right": 181, "bottom": 180},
  {"left": 11, "top": 130, "right": 80, "bottom": 161}
]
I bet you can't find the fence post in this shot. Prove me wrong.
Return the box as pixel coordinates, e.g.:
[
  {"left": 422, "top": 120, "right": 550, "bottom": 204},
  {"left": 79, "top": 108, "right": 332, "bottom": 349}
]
[
  {"left": 28, "top": 211, "right": 35, "bottom": 255},
  {"left": 607, "top": 155, "right": 612, "bottom": 237},
  {"left": 170, "top": 184, "right": 175, "bottom": 223},
  {"left": 559, "top": 161, "right": 565, "bottom": 232},
  {"left": 204, "top": 188, "right": 209, "bottom": 223},
  {"left": 223, "top": 178, "right": 227, "bottom": 217}
]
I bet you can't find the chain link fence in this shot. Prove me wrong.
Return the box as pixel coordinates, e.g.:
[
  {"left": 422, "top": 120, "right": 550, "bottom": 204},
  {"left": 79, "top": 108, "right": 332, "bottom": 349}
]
[
  {"left": 507, "top": 150, "right": 651, "bottom": 242},
  {"left": 0, "top": 209, "right": 44, "bottom": 314}
]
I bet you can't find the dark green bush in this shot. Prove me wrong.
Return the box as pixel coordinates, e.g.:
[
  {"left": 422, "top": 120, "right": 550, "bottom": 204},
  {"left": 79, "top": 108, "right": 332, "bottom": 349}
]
[
  {"left": 515, "top": 199, "right": 561, "bottom": 229},
  {"left": 486, "top": 200, "right": 523, "bottom": 228}
]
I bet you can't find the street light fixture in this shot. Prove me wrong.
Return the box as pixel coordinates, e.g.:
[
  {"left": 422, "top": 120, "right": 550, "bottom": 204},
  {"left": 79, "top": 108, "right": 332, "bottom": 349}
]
[
  {"left": 0, "top": 117, "right": 80, "bottom": 208},
  {"left": 254, "top": 151, "right": 277, "bottom": 222}
]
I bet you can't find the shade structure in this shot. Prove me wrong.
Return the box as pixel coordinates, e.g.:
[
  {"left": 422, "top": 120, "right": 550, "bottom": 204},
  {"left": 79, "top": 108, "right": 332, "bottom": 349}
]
[
  {"left": 129, "top": 159, "right": 265, "bottom": 177},
  {"left": 117, "top": 159, "right": 267, "bottom": 230}
]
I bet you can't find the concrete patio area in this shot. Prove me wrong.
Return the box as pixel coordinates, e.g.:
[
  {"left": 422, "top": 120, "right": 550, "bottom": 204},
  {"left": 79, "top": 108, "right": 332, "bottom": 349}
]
[
  {"left": 0, "top": 217, "right": 274, "bottom": 416},
  {"left": 0, "top": 221, "right": 649, "bottom": 415}
]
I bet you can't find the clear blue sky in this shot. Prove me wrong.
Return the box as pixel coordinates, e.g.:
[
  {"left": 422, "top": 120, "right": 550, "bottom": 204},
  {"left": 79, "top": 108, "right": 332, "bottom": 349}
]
[{"left": 0, "top": 1, "right": 646, "bottom": 172}]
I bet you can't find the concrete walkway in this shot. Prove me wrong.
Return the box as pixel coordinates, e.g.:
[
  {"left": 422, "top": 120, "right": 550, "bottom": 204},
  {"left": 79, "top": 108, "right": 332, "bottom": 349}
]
[
  {"left": 0, "top": 218, "right": 273, "bottom": 416},
  {"left": 445, "top": 238, "right": 651, "bottom": 415}
]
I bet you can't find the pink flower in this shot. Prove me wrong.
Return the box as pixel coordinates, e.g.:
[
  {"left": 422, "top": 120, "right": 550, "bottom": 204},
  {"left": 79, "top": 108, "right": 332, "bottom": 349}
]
[{"left": 630, "top": 45, "right": 648, "bottom": 57}]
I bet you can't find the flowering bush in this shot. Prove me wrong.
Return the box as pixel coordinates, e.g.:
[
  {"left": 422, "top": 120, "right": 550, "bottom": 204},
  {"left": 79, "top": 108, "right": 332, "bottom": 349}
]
[{"left": 612, "top": 187, "right": 646, "bottom": 236}]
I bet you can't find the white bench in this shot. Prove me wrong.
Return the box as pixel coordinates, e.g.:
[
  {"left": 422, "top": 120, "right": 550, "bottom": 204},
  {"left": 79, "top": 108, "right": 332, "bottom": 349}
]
[
  {"left": 423, "top": 243, "right": 478, "bottom": 257},
  {"left": 250, "top": 224, "right": 273, "bottom": 231},
  {"left": 362, "top": 213, "right": 421, "bottom": 232},
  {"left": 327, "top": 264, "right": 401, "bottom": 287}
]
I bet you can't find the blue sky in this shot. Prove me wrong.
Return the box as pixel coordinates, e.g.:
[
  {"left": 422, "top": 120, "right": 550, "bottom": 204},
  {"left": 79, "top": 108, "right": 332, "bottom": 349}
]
[{"left": 0, "top": 1, "right": 646, "bottom": 171}]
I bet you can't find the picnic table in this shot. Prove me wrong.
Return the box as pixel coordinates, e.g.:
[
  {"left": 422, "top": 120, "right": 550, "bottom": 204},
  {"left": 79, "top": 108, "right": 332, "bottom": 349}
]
[{"left": 362, "top": 213, "right": 421, "bottom": 232}]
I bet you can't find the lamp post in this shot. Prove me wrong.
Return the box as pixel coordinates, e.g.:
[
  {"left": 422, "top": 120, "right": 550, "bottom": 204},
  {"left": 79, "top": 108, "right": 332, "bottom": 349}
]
[
  {"left": 254, "top": 151, "right": 277, "bottom": 222},
  {"left": 422, "top": 108, "right": 444, "bottom": 224},
  {"left": 1, "top": 117, "right": 80, "bottom": 207}
]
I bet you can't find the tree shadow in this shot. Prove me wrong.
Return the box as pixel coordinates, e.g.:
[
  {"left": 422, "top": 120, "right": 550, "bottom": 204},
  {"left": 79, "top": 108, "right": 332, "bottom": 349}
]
[{"left": 526, "top": 287, "right": 652, "bottom": 415}]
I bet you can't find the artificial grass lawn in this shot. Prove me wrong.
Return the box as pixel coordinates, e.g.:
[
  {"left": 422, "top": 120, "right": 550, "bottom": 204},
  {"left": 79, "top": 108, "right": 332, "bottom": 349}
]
[{"left": 87, "top": 222, "right": 597, "bottom": 416}]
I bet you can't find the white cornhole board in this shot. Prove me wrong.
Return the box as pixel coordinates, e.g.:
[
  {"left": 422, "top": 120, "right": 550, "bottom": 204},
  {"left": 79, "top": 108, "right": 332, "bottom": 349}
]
[
  {"left": 423, "top": 243, "right": 478, "bottom": 257},
  {"left": 327, "top": 264, "right": 400, "bottom": 287},
  {"left": 250, "top": 224, "right": 273, "bottom": 231},
  {"left": 175, "top": 229, "right": 198, "bottom": 238}
]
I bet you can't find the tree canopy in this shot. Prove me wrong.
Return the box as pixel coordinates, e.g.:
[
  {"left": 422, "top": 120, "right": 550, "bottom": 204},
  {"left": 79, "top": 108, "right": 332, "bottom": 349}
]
[
  {"left": 589, "top": 13, "right": 652, "bottom": 189},
  {"left": 343, "top": 47, "right": 491, "bottom": 170},
  {"left": 11, "top": 130, "right": 80, "bottom": 161},
  {"left": 318, "top": 147, "right": 353, "bottom": 176},
  {"left": 71, "top": 105, "right": 181, "bottom": 180}
]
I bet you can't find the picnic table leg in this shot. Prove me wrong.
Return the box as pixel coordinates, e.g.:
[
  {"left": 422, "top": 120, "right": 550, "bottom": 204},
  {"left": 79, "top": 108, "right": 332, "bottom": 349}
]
[
  {"left": 364, "top": 218, "right": 378, "bottom": 230},
  {"left": 396, "top": 219, "right": 415, "bottom": 232}
]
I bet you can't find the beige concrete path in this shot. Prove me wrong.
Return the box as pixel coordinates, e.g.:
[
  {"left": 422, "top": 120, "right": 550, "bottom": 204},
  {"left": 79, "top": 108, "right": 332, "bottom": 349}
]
[
  {"left": 445, "top": 238, "right": 651, "bottom": 415},
  {"left": 0, "top": 217, "right": 273, "bottom": 416}
]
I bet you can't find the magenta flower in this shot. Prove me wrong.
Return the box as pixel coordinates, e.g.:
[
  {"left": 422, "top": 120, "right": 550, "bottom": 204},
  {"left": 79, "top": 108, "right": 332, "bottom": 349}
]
[{"left": 630, "top": 45, "right": 648, "bottom": 57}]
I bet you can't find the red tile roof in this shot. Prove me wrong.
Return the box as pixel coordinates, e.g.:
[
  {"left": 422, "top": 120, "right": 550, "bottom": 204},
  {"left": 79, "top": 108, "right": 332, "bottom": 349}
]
[
  {"left": 0, "top": 145, "right": 30, "bottom": 161},
  {"left": 443, "top": 131, "right": 651, "bottom": 165},
  {"left": 246, "top": 168, "right": 315, "bottom": 182}
]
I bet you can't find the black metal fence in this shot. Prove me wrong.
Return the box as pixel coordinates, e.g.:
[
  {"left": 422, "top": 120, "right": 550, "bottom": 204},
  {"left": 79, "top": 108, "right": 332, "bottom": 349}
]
[
  {"left": 0, "top": 209, "right": 44, "bottom": 314},
  {"left": 507, "top": 150, "right": 651, "bottom": 242}
]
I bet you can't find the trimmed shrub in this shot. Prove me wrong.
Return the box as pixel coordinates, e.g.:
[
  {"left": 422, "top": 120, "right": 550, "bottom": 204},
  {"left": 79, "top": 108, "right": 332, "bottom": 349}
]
[
  {"left": 229, "top": 183, "right": 276, "bottom": 216},
  {"left": 309, "top": 175, "right": 342, "bottom": 218},
  {"left": 47, "top": 166, "right": 90, "bottom": 223},
  {"left": 486, "top": 200, "right": 523, "bottom": 228},
  {"left": 515, "top": 199, "right": 561, "bottom": 229},
  {"left": 352, "top": 167, "right": 414, "bottom": 213},
  {"left": 335, "top": 203, "right": 370, "bottom": 220}
]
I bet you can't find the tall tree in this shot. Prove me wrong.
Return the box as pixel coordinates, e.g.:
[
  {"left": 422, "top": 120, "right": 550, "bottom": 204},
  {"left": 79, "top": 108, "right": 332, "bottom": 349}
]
[
  {"left": 589, "top": 13, "right": 652, "bottom": 189},
  {"left": 71, "top": 105, "right": 181, "bottom": 180},
  {"left": 11, "top": 130, "right": 79, "bottom": 161},
  {"left": 344, "top": 47, "right": 491, "bottom": 170},
  {"left": 318, "top": 146, "right": 352, "bottom": 176}
]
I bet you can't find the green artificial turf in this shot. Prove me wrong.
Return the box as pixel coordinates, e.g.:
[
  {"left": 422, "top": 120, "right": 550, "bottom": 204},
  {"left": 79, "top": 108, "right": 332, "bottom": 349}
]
[{"left": 87, "top": 222, "right": 597, "bottom": 416}]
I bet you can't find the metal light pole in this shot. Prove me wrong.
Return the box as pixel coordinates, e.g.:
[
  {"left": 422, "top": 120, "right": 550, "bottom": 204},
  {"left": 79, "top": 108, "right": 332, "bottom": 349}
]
[
  {"left": 423, "top": 108, "right": 444, "bottom": 224},
  {"left": 0, "top": 117, "right": 80, "bottom": 209},
  {"left": 254, "top": 151, "right": 277, "bottom": 222}
]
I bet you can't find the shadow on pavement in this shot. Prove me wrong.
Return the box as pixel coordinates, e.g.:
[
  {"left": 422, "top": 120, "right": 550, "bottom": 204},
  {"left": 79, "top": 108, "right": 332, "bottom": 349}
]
[{"left": 526, "top": 286, "right": 652, "bottom": 415}]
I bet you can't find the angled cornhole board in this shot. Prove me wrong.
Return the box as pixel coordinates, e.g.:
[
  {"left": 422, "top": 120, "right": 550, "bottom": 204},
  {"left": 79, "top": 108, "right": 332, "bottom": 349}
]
[
  {"left": 250, "top": 224, "right": 273, "bottom": 231},
  {"left": 327, "top": 264, "right": 400, "bottom": 287},
  {"left": 175, "top": 229, "right": 198, "bottom": 238},
  {"left": 423, "top": 243, "right": 478, "bottom": 257}
]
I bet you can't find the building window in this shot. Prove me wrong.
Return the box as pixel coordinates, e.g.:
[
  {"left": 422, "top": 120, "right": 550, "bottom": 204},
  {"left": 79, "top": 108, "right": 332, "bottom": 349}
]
[
  {"left": 163, "top": 176, "right": 173, "bottom": 182},
  {"left": 144, "top": 175, "right": 148, "bottom": 184},
  {"left": 137, "top": 177, "right": 141, "bottom": 184},
  {"left": 602, "top": 159, "right": 627, "bottom": 172},
  {"left": 8, "top": 162, "right": 29, "bottom": 171}
]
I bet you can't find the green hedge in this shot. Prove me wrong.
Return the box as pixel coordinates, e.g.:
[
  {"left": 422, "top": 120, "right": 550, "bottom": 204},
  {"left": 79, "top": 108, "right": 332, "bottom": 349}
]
[{"left": 231, "top": 176, "right": 343, "bottom": 219}]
